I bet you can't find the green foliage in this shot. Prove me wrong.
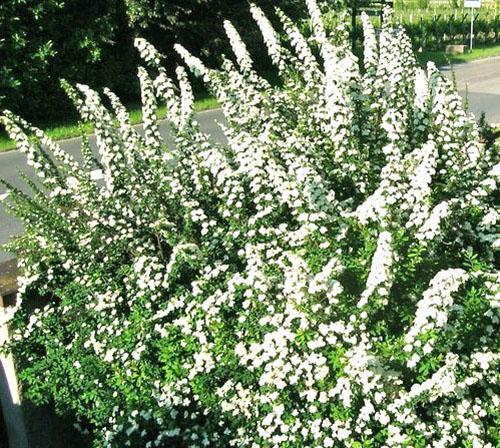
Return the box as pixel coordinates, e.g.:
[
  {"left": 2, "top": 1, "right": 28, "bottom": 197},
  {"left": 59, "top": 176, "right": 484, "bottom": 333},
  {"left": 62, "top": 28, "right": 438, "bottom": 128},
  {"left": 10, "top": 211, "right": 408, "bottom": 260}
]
[
  {"left": 0, "top": 0, "right": 136, "bottom": 122},
  {"left": 0, "top": 0, "right": 306, "bottom": 124},
  {"left": 401, "top": 10, "right": 500, "bottom": 50},
  {"left": 123, "top": 0, "right": 309, "bottom": 79},
  {"left": 478, "top": 112, "right": 496, "bottom": 149},
  {"left": 350, "top": 3, "right": 500, "bottom": 51}
]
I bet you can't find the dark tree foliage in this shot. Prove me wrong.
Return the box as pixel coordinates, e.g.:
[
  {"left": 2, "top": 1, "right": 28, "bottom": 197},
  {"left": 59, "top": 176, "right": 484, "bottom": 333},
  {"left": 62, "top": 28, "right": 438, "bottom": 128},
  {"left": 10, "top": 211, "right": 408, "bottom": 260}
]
[
  {"left": 0, "top": 0, "right": 310, "bottom": 123},
  {"left": 124, "top": 0, "right": 308, "bottom": 78},
  {"left": 0, "top": 0, "right": 136, "bottom": 122}
]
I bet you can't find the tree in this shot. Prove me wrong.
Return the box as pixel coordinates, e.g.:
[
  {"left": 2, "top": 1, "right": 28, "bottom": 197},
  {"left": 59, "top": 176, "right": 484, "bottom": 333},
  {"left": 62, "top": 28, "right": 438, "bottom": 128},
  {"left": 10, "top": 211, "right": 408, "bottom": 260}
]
[
  {"left": 342, "top": 0, "right": 393, "bottom": 49},
  {"left": 0, "top": 0, "right": 134, "bottom": 122},
  {"left": 122, "top": 0, "right": 308, "bottom": 70}
]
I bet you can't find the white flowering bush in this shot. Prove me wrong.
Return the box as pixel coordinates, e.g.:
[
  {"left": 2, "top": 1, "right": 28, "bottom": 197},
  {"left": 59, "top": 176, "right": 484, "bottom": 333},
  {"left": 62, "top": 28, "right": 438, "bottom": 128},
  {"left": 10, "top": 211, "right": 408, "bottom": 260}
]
[{"left": 1, "top": 1, "right": 499, "bottom": 447}]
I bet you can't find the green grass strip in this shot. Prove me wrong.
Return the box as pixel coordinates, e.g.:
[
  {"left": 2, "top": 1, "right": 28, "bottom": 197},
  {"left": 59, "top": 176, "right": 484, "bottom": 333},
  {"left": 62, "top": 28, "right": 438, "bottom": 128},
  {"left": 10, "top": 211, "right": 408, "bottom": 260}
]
[
  {"left": 417, "top": 43, "right": 500, "bottom": 67},
  {"left": 0, "top": 96, "right": 219, "bottom": 153},
  {"left": 1, "top": 43, "right": 500, "bottom": 153}
]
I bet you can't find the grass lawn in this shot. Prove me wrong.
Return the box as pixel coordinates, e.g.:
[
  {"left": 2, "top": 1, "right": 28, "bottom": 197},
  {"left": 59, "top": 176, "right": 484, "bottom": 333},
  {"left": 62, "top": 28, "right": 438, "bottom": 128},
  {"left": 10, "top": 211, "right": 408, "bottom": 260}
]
[
  {"left": 0, "top": 95, "right": 219, "bottom": 153},
  {"left": 417, "top": 43, "right": 500, "bottom": 67}
]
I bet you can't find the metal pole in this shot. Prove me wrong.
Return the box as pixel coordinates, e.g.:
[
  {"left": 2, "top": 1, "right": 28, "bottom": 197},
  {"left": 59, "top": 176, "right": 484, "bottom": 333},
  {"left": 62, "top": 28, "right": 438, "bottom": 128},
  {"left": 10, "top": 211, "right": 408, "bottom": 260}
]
[{"left": 470, "top": 7, "right": 474, "bottom": 50}]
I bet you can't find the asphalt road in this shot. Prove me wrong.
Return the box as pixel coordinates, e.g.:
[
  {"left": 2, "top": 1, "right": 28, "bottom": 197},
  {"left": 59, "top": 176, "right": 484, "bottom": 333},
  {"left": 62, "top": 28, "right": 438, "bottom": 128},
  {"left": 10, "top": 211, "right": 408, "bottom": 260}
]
[
  {"left": 0, "top": 109, "right": 226, "bottom": 262},
  {"left": 1, "top": 57, "right": 500, "bottom": 262},
  {"left": 442, "top": 55, "right": 500, "bottom": 124}
]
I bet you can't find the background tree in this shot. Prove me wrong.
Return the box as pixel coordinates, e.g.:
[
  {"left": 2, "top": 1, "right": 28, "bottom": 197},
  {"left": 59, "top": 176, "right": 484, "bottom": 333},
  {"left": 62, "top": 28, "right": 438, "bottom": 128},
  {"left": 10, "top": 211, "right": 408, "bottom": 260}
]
[
  {"left": 0, "top": 0, "right": 308, "bottom": 124},
  {"left": 123, "top": 0, "right": 308, "bottom": 74},
  {"left": 0, "top": 0, "right": 135, "bottom": 122}
]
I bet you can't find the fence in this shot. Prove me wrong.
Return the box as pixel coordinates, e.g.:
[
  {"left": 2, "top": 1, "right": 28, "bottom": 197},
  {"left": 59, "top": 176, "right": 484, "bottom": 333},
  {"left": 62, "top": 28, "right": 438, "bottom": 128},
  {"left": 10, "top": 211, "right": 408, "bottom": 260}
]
[
  {"left": 394, "top": 0, "right": 500, "bottom": 9},
  {"left": 354, "top": 5, "right": 500, "bottom": 50},
  {"left": 400, "top": 10, "right": 500, "bottom": 49}
]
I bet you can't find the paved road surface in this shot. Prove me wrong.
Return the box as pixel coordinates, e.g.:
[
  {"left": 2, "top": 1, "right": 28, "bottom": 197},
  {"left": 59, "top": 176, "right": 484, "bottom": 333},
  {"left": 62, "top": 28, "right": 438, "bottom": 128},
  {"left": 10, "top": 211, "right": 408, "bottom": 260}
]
[
  {"left": 0, "top": 109, "right": 226, "bottom": 262},
  {"left": 442, "top": 56, "right": 500, "bottom": 124},
  {"left": 1, "top": 57, "right": 500, "bottom": 262}
]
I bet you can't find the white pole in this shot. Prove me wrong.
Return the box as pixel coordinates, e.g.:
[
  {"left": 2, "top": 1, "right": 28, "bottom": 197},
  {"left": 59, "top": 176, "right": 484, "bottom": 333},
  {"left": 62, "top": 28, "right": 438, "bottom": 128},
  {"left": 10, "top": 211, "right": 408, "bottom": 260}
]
[
  {"left": 0, "top": 296, "right": 29, "bottom": 448},
  {"left": 470, "top": 7, "right": 474, "bottom": 50}
]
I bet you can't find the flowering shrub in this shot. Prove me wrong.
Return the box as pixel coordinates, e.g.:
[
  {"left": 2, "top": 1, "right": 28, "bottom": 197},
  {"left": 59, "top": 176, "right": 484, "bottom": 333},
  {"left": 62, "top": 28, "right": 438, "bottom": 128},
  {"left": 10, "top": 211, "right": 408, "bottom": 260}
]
[{"left": 1, "top": 1, "right": 499, "bottom": 447}]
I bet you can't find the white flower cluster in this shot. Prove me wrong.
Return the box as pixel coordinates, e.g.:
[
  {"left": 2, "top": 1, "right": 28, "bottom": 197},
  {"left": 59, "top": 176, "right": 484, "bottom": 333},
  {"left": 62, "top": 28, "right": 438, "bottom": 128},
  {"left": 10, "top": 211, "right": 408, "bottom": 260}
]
[
  {"left": 1, "top": 1, "right": 498, "bottom": 447},
  {"left": 404, "top": 268, "right": 469, "bottom": 365},
  {"left": 357, "top": 231, "right": 394, "bottom": 308}
]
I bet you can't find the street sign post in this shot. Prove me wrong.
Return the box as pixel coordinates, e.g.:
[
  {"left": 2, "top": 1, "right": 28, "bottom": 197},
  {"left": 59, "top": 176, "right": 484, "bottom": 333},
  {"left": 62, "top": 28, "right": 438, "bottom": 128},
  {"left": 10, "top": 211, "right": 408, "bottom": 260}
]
[{"left": 464, "top": 0, "right": 481, "bottom": 50}]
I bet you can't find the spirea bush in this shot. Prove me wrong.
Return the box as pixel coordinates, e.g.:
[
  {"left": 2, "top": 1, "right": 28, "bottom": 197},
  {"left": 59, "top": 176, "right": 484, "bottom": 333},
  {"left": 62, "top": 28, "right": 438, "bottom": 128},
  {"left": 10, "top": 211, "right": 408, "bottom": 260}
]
[{"left": 1, "top": 1, "right": 499, "bottom": 447}]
